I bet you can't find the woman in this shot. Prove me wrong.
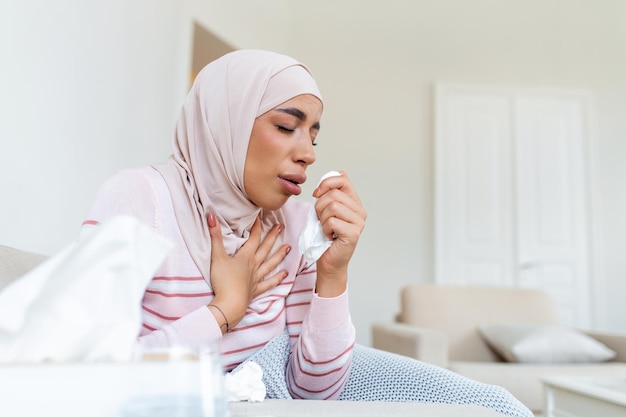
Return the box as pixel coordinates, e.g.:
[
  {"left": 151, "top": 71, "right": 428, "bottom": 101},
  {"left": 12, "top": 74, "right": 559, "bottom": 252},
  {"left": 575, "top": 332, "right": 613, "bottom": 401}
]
[
  {"left": 82, "top": 49, "right": 532, "bottom": 417},
  {"left": 82, "top": 49, "right": 362, "bottom": 400}
]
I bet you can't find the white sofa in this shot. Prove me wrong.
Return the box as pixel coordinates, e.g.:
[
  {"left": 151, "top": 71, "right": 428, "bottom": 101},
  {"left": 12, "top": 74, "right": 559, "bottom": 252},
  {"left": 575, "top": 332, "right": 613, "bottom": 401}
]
[
  {"left": 372, "top": 284, "right": 626, "bottom": 414},
  {"left": 0, "top": 244, "right": 508, "bottom": 417}
]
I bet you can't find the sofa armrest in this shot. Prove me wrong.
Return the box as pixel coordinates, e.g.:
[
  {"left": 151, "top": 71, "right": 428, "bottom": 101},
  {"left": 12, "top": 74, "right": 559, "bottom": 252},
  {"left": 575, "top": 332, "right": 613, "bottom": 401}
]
[
  {"left": 371, "top": 322, "right": 449, "bottom": 368},
  {"left": 584, "top": 330, "right": 626, "bottom": 362},
  {"left": 0, "top": 245, "right": 47, "bottom": 292}
]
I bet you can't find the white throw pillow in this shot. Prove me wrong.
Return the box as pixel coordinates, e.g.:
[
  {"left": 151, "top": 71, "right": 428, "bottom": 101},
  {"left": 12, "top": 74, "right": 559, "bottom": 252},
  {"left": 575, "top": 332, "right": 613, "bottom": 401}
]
[{"left": 478, "top": 324, "right": 616, "bottom": 363}]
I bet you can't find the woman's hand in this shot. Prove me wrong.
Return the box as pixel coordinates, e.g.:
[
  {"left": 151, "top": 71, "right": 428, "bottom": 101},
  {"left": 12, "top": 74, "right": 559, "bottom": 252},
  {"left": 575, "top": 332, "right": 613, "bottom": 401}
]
[
  {"left": 313, "top": 171, "right": 367, "bottom": 297},
  {"left": 207, "top": 214, "right": 290, "bottom": 332}
]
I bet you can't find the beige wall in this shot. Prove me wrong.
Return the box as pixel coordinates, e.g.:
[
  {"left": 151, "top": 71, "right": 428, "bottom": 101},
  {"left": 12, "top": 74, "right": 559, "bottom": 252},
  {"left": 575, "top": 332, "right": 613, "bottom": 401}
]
[{"left": 2, "top": 0, "right": 624, "bottom": 346}]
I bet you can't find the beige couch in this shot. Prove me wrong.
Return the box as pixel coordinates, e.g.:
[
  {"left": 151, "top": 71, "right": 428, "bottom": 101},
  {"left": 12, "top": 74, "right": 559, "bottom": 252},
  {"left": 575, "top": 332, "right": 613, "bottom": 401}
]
[
  {"left": 0, "top": 244, "right": 507, "bottom": 417},
  {"left": 372, "top": 284, "right": 626, "bottom": 414}
]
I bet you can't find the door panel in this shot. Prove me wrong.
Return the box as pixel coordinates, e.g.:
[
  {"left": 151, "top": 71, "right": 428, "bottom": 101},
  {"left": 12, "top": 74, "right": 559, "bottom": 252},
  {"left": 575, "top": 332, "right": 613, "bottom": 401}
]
[
  {"left": 515, "top": 96, "right": 591, "bottom": 327},
  {"left": 435, "top": 90, "right": 514, "bottom": 287}
]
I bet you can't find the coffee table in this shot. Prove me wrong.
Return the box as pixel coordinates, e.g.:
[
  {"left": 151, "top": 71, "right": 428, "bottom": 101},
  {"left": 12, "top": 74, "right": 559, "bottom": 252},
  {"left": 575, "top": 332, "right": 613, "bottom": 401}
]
[{"left": 543, "top": 376, "right": 626, "bottom": 417}]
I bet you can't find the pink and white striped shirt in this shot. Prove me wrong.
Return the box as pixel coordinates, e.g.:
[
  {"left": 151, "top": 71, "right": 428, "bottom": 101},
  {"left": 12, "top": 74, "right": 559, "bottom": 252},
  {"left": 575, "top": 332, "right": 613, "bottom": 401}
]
[{"left": 80, "top": 167, "right": 355, "bottom": 399}]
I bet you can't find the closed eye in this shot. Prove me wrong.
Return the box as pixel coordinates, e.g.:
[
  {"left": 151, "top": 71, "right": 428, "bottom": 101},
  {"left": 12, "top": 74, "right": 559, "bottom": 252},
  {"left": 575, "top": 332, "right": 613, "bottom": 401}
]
[{"left": 277, "top": 125, "right": 294, "bottom": 133}]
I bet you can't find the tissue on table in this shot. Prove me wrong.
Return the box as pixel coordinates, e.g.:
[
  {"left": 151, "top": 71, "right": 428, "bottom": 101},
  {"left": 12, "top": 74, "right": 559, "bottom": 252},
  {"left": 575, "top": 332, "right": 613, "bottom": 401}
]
[
  {"left": 0, "top": 215, "right": 173, "bottom": 363},
  {"left": 298, "top": 170, "right": 341, "bottom": 266},
  {"left": 224, "top": 361, "right": 266, "bottom": 402}
]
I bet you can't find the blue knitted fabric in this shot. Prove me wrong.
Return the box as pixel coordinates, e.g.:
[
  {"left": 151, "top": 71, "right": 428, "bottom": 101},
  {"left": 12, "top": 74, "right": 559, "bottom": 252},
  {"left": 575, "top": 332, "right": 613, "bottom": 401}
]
[{"left": 231, "top": 332, "right": 533, "bottom": 417}]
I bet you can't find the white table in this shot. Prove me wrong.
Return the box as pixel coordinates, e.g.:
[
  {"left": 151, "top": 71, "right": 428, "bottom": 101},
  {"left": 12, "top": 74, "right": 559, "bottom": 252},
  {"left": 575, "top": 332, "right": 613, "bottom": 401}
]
[
  {"left": 543, "top": 377, "right": 626, "bottom": 417},
  {"left": 0, "top": 361, "right": 205, "bottom": 417}
]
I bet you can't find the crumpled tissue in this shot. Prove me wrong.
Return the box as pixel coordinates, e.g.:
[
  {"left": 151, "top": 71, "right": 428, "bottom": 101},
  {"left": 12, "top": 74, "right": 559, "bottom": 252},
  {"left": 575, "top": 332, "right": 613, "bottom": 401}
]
[
  {"left": 298, "top": 170, "right": 341, "bottom": 266},
  {"left": 0, "top": 215, "right": 174, "bottom": 363},
  {"left": 224, "top": 361, "right": 266, "bottom": 402}
]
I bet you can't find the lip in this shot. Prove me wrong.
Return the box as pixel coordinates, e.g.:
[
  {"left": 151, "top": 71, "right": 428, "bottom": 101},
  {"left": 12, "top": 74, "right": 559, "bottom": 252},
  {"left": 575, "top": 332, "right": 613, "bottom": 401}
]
[{"left": 279, "top": 173, "right": 306, "bottom": 196}]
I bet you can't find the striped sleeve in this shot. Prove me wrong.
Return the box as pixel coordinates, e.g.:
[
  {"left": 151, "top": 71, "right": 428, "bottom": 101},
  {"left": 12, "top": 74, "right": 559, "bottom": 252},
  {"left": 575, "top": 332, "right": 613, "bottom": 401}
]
[{"left": 284, "top": 266, "right": 355, "bottom": 399}]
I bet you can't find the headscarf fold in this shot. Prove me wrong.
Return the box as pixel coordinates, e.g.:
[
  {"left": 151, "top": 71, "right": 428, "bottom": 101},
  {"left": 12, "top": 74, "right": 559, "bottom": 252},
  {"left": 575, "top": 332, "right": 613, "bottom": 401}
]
[{"left": 153, "top": 49, "right": 322, "bottom": 281}]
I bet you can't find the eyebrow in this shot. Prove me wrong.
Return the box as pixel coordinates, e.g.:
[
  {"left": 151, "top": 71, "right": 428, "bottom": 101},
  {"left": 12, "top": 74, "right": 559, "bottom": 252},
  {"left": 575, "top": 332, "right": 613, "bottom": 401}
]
[{"left": 275, "top": 107, "right": 321, "bottom": 130}]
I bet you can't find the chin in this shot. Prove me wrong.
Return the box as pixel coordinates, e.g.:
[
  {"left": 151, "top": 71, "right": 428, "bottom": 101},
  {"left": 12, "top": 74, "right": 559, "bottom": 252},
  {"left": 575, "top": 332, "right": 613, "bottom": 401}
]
[{"left": 261, "top": 197, "right": 290, "bottom": 211}]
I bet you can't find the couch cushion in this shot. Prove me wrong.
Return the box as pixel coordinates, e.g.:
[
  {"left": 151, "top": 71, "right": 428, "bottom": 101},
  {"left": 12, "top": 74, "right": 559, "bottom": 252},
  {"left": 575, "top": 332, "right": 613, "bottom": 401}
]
[
  {"left": 478, "top": 324, "right": 616, "bottom": 363},
  {"left": 0, "top": 245, "right": 47, "bottom": 291}
]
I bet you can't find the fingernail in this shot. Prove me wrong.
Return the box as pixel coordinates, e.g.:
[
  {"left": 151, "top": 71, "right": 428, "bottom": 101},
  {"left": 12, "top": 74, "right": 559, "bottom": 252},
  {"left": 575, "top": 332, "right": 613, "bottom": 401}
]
[
  {"left": 313, "top": 187, "right": 320, "bottom": 198},
  {"left": 208, "top": 214, "right": 217, "bottom": 228},
  {"left": 285, "top": 245, "right": 291, "bottom": 254},
  {"left": 278, "top": 224, "right": 284, "bottom": 233}
]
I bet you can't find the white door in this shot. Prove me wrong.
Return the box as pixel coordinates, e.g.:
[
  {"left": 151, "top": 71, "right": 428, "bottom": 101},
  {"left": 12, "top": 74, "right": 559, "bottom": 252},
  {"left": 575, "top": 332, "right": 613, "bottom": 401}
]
[{"left": 435, "top": 85, "right": 593, "bottom": 328}]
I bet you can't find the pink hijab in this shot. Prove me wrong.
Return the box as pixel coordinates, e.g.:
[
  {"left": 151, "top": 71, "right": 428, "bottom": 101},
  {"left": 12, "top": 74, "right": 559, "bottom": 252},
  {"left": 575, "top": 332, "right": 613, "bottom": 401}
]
[{"left": 153, "top": 50, "right": 322, "bottom": 281}]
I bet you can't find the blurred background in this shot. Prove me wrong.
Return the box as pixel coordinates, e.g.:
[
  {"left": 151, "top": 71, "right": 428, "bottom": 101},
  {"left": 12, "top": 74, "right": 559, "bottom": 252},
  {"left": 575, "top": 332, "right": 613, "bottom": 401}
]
[{"left": 1, "top": 0, "right": 624, "bottom": 345}]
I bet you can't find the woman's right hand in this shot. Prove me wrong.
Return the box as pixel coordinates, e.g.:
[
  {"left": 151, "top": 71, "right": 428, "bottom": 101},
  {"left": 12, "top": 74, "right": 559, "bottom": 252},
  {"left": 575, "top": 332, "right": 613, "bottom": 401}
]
[{"left": 206, "top": 213, "right": 290, "bottom": 333}]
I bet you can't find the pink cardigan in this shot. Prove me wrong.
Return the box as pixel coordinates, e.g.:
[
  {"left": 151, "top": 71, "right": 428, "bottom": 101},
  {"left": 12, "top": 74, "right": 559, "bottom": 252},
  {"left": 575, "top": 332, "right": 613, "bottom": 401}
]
[{"left": 80, "top": 167, "right": 355, "bottom": 399}]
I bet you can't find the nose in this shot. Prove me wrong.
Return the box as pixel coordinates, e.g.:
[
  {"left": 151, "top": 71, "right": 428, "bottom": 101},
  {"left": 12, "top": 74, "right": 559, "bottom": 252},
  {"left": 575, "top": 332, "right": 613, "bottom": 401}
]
[{"left": 295, "top": 134, "right": 316, "bottom": 166}]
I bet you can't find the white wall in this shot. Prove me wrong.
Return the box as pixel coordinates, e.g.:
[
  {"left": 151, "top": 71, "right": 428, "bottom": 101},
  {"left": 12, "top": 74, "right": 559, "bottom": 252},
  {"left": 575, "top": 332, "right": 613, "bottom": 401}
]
[
  {"left": 0, "top": 0, "right": 182, "bottom": 255},
  {"left": 2, "top": 0, "right": 624, "bottom": 346}
]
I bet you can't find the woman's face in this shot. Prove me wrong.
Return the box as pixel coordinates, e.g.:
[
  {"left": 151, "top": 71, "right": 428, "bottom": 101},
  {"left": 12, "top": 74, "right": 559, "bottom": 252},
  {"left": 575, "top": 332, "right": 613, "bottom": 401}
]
[{"left": 244, "top": 94, "right": 322, "bottom": 211}]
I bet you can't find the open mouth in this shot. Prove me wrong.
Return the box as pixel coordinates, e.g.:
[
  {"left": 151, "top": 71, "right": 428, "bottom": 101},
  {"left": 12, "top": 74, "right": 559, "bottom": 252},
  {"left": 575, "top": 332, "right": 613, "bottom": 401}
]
[
  {"left": 279, "top": 175, "right": 304, "bottom": 196},
  {"left": 279, "top": 174, "right": 306, "bottom": 185}
]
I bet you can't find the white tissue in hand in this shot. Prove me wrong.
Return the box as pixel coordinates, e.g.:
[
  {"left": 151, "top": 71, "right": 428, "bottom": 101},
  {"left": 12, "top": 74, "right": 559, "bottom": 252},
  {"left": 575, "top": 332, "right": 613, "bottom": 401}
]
[
  {"left": 224, "top": 361, "right": 266, "bottom": 402},
  {"left": 0, "top": 215, "right": 174, "bottom": 363},
  {"left": 298, "top": 170, "right": 341, "bottom": 265}
]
